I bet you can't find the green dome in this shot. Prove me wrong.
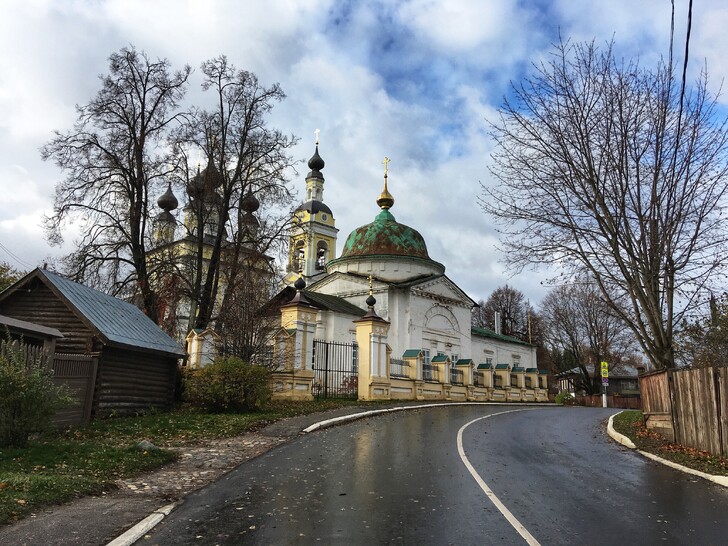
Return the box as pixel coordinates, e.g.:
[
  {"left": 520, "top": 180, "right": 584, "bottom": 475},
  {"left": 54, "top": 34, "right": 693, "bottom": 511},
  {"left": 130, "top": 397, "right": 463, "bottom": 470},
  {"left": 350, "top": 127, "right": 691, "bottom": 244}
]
[{"left": 340, "top": 209, "right": 430, "bottom": 259}]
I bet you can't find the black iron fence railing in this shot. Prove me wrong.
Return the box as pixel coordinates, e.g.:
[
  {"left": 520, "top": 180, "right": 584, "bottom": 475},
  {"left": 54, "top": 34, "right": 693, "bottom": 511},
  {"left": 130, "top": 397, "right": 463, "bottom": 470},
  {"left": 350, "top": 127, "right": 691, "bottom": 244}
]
[
  {"left": 390, "top": 358, "right": 409, "bottom": 378},
  {"left": 422, "top": 363, "right": 436, "bottom": 382}
]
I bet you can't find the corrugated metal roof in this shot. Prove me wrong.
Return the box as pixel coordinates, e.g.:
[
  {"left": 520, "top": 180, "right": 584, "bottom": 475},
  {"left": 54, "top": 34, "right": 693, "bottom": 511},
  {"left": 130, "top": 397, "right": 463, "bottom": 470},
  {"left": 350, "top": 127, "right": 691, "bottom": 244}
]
[{"left": 40, "top": 269, "right": 185, "bottom": 357}]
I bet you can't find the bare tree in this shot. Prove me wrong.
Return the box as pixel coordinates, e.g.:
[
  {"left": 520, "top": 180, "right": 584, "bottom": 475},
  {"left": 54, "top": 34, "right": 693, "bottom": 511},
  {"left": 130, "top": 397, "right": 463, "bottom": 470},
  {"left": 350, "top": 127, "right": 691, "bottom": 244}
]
[
  {"left": 482, "top": 29, "right": 728, "bottom": 369},
  {"left": 475, "top": 285, "right": 528, "bottom": 339},
  {"left": 0, "top": 262, "right": 24, "bottom": 293},
  {"left": 43, "top": 49, "right": 296, "bottom": 344},
  {"left": 540, "top": 280, "right": 634, "bottom": 394},
  {"left": 173, "top": 56, "right": 297, "bottom": 332},
  {"left": 675, "top": 293, "right": 728, "bottom": 368},
  {"left": 42, "top": 47, "right": 191, "bottom": 322}
]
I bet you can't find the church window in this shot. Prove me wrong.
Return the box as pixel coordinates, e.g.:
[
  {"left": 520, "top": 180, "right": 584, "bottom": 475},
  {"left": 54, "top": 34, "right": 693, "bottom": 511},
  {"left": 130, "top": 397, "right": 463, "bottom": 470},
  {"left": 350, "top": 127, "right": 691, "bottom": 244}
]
[
  {"left": 423, "top": 349, "right": 431, "bottom": 366},
  {"left": 322, "top": 214, "right": 328, "bottom": 221},
  {"left": 316, "top": 242, "right": 328, "bottom": 270},
  {"left": 451, "top": 353, "right": 459, "bottom": 368}
]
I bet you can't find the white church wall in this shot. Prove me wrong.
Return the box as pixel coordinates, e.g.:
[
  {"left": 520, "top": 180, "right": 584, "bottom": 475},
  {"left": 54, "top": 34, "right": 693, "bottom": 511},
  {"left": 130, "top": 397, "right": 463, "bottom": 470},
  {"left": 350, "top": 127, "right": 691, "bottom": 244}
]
[{"left": 470, "top": 334, "right": 536, "bottom": 368}]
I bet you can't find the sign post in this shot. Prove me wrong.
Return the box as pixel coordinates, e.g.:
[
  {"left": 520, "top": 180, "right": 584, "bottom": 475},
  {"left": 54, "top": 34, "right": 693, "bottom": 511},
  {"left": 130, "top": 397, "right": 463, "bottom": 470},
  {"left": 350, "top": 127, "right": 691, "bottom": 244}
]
[{"left": 600, "top": 361, "right": 609, "bottom": 408}]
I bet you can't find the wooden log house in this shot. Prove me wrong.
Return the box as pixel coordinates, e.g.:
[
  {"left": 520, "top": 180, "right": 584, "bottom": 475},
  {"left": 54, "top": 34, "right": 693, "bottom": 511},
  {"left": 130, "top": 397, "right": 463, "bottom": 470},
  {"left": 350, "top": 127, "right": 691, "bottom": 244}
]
[{"left": 0, "top": 268, "right": 185, "bottom": 418}]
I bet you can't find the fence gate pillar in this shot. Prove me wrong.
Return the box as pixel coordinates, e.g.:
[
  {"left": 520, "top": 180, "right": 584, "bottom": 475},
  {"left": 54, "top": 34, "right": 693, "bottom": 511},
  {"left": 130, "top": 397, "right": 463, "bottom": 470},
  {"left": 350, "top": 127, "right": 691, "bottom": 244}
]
[
  {"left": 272, "top": 280, "right": 317, "bottom": 400},
  {"left": 353, "top": 294, "right": 391, "bottom": 401}
]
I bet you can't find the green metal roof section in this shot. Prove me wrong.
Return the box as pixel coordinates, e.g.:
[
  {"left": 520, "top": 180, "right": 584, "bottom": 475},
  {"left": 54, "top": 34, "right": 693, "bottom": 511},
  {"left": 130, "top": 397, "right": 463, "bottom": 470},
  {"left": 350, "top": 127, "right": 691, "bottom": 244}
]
[
  {"left": 301, "top": 290, "right": 367, "bottom": 317},
  {"left": 495, "top": 363, "right": 510, "bottom": 370},
  {"left": 456, "top": 358, "right": 473, "bottom": 366},
  {"left": 340, "top": 209, "right": 430, "bottom": 259},
  {"left": 512, "top": 366, "right": 525, "bottom": 372},
  {"left": 431, "top": 354, "right": 450, "bottom": 363},
  {"left": 35, "top": 269, "right": 185, "bottom": 357},
  {"left": 526, "top": 368, "right": 539, "bottom": 373},
  {"left": 402, "top": 349, "right": 422, "bottom": 358},
  {"left": 477, "top": 363, "right": 492, "bottom": 369},
  {"left": 539, "top": 370, "right": 550, "bottom": 375},
  {"left": 471, "top": 326, "right": 533, "bottom": 346}
]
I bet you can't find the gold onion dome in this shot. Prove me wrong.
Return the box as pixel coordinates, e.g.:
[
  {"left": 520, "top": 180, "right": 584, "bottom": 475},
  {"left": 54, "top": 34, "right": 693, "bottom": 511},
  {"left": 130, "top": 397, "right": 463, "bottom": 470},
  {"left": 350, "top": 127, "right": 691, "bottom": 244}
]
[{"left": 376, "top": 175, "right": 394, "bottom": 210}]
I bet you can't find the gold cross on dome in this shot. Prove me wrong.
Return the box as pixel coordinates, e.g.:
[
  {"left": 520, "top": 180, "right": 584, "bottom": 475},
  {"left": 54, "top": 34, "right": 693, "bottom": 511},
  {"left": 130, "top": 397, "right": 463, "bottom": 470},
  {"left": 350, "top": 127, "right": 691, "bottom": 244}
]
[
  {"left": 368, "top": 274, "right": 373, "bottom": 296},
  {"left": 314, "top": 128, "right": 320, "bottom": 145},
  {"left": 382, "top": 156, "right": 390, "bottom": 176}
]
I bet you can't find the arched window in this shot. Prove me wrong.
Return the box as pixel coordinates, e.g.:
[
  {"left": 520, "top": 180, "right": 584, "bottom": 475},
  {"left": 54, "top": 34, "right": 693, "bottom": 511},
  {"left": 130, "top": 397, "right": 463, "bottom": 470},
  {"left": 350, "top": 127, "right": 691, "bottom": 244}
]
[
  {"left": 316, "top": 242, "right": 328, "bottom": 271},
  {"left": 291, "top": 240, "right": 305, "bottom": 273}
]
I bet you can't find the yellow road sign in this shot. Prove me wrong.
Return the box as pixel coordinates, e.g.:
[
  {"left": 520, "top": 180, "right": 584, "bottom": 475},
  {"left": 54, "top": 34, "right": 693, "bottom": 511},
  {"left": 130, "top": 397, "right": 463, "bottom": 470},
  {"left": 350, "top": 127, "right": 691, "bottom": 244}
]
[
  {"left": 601, "top": 369, "right": 608, "bottom": 378},
  {"left": 600, "top": 361, "right": 609, "bottom": 370}
]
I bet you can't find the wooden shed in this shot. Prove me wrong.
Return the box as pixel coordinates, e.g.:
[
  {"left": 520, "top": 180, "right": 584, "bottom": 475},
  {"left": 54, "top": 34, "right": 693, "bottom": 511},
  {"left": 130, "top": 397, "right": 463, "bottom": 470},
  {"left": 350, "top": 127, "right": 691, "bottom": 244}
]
[{"left": 0, "top": 268, "right": 185, "bottom": 419}]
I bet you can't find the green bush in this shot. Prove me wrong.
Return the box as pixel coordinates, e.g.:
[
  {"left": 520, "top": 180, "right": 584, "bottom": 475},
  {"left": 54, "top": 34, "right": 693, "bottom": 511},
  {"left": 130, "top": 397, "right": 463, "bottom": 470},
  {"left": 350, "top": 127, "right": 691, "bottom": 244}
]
[
  {"left": 182, "top": 357, "right": 271, "bottom": 412},
  {"left": 0, "top": 343, "right": 72, "bottom": 448},
  {"left": 555, "top": 391, "right": 575, "bottom": 406}
]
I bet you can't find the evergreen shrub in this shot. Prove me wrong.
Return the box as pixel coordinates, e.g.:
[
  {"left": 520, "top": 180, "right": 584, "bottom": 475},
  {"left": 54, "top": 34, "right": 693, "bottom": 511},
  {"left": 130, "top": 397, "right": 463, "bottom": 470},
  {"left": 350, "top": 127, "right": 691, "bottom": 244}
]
[
  {"left": 183, "top": 356, "right": 271, "bottom": 412},
  {"left": 555, "top": 391, "right": 575, "bottom": 405},
  {"left": 0, "top": 342, "right": 72, "bottom": 448}
]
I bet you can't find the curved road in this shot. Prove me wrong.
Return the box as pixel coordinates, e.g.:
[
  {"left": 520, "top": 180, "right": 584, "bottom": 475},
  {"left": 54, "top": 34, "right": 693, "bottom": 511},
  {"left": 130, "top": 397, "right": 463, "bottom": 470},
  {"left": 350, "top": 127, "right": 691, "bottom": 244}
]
[{"left": 148, "top": 406, "right": 728, "bottom": 545}]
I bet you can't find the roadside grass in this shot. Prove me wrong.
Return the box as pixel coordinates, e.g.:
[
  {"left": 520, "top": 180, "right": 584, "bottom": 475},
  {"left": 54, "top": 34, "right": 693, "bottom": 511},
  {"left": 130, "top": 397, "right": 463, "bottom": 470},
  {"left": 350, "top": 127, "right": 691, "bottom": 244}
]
[
  {"left": 612, "top": 410, "right": 728, "bottom": 477},
  {"left": 0, "top": 398, "right": 370, "bottom": 524}
]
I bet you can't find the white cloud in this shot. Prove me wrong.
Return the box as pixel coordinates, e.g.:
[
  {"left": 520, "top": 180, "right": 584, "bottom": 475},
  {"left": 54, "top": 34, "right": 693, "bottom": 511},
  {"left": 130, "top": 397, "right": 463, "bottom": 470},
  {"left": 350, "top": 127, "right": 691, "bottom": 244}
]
[{"left": 0, "top": 0, "right": 726, "bottom": 302}]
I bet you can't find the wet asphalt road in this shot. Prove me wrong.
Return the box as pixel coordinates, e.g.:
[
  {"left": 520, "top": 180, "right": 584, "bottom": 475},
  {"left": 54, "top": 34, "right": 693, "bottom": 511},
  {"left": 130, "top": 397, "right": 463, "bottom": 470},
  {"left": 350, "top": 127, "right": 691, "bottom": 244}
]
[{"left": 147, "top": 406, "right": 728, "bottom": 545}]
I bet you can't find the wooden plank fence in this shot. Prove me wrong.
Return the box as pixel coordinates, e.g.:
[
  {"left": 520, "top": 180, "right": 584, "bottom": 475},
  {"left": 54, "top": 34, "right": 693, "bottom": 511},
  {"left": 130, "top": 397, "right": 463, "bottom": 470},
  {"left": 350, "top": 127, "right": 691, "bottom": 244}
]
[
  {"left": 575, "top": 395, "right": 641, "bottom": 409},
  {"left": 639, "top": 366, "right": 728, "bottom": 456},
  {"left": 52, "top": 353, "right": 98, "bottom": 426},
  {"left": 1, "top": 341, "right": 97, "bottom": 427},
  {"left": 0, "top": 339, "right": 50, "bottom": 367}
]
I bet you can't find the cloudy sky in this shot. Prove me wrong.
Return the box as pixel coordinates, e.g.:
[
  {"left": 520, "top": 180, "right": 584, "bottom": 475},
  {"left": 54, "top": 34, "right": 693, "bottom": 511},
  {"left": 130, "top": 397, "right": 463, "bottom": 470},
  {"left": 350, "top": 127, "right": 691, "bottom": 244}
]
[{"left": 0, "top": 0, "right": 725, "bottom": 305}]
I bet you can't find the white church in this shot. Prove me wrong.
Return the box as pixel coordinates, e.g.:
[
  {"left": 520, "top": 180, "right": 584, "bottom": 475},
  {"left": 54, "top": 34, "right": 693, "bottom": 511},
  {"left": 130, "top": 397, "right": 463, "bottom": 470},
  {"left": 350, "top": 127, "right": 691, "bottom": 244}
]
[{"left": 270, "top": 140, "right": 548, "bottom": 403}]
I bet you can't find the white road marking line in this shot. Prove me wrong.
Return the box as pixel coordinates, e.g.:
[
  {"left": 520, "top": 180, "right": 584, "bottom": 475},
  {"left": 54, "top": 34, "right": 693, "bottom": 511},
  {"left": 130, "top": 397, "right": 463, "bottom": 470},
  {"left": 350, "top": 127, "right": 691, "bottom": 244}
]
[{"left": 457, "top": 409, "right": 541, "bottom": 546}]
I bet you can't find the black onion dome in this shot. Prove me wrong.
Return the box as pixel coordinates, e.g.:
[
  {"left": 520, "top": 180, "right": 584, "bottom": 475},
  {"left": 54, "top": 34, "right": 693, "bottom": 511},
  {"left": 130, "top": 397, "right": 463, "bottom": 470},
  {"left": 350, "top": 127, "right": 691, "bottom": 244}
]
[
  {"left": 366, "top": 294, "right": 376, "bottom": 307},
  {"left": 187, "top": 167, "right": 205, "bottom": 199},
  {"left": 308, "top": 145, "right": 325, "bottom": 171},
  {"left": 294, "top": 276, "right": 306, "bottom": 290},
  {"left": 296, "top": 200, "right": 332, "bottom": 215},
  {"left": 241, "top": 191, "right": 260, "bottom": 213},
  {"left": 157, "top": 183, "right": 178, "bottom": 212},
  {"left": 202, "top": 159, "right": 224, "bottom": 189},
  {"left": 307, "top": 145, "right": 325, "bottom": 180}
]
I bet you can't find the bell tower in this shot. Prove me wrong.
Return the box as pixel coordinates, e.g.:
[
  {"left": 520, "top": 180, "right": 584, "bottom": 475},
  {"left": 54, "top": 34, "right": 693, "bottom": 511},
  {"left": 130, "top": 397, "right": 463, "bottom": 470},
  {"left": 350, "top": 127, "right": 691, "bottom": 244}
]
[{"left": 283, "top": 132, "right": 338, "bottom": 287}]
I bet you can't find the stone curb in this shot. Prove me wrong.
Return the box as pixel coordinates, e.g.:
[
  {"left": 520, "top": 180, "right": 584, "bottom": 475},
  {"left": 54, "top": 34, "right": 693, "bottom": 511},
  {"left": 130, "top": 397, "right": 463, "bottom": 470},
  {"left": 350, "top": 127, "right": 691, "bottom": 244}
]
[
  {"left": 108, "top": 401, "right": 555, "bottom": 545},
  {"left": 105, "top": 502, "right": 178, "bottom": 546},
  {"left": 302, "top": 401, "right": 554, "bottom": 433},
  {"left": 607, "top": 410, "right": 728, "bottom": 489}
]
